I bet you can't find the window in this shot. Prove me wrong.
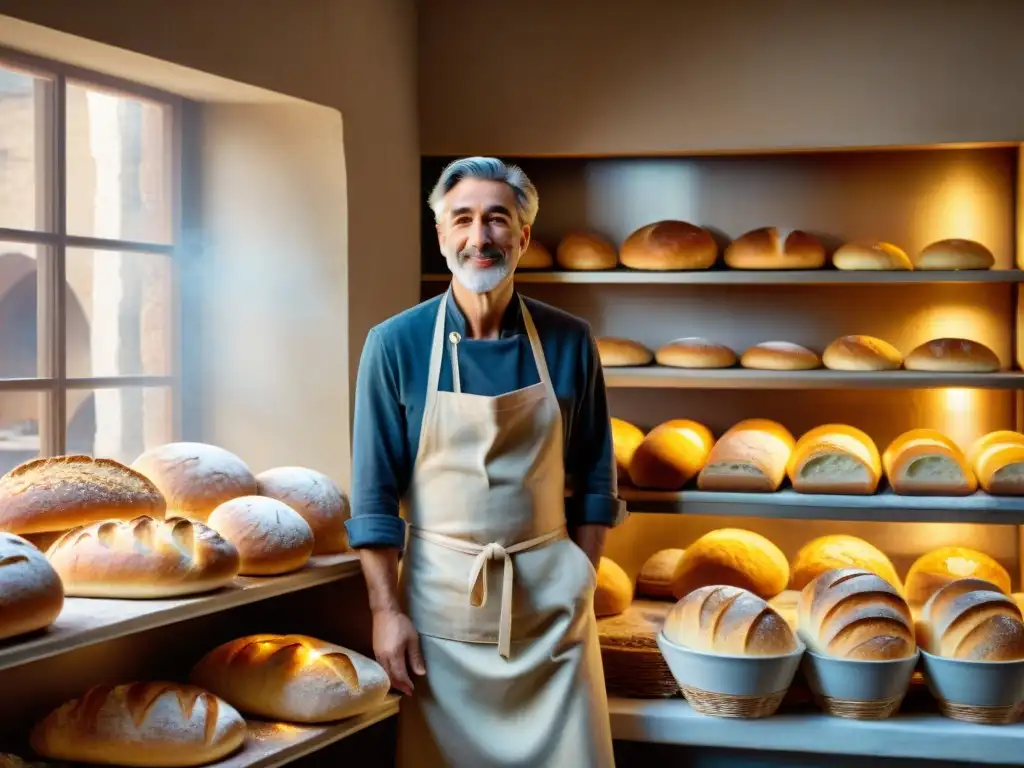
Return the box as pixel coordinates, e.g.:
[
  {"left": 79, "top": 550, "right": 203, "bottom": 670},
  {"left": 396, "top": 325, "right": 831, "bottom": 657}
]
[{"left": 0, "top": 49, "right": 179, "bottom": 472}]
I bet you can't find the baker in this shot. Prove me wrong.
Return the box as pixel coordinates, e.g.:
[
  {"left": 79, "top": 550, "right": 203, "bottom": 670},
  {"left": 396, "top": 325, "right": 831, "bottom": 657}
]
[{"left": 346, "top": 157, "right": 622, "bottom": 767}]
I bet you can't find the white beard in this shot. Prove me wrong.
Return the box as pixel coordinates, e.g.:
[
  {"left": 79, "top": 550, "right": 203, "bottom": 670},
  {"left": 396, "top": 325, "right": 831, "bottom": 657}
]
[{"left": 446, "top": 252, "right": 511, "bottom": 294}]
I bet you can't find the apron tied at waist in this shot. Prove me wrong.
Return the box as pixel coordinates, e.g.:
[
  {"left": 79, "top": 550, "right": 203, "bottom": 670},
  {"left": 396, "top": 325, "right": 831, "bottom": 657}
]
[{"left": 410, "top": 526, "right": 567, "bottom": 658}]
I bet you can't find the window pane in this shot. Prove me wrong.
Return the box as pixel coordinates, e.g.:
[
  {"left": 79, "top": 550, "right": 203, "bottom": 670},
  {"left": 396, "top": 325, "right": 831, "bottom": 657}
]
[
  {"left": 0, "top": 241, "right": 42, "bottom": 380},
  {"left": 66, "top": 248, "right": 173, "bottom": 377},
  {"left": 68, "top": 385, "right": 173, "bottom": 464},
  {"left": 0, "top": 391, "right": 42, "bottom": 476},
  {"left": 0, "top": 65, "right": 48, "bottom": 231},
  {"left": 66, "top": 82, "right": 171, "bottom": 244}
]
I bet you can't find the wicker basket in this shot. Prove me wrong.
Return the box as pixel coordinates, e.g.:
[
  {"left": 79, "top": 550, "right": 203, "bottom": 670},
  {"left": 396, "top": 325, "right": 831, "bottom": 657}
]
[{"left": 598, "top": 600, "right": 678, "bottom": 698}]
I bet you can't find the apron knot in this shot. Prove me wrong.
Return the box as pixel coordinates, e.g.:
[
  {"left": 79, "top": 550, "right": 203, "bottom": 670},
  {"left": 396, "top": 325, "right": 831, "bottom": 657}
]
[{"left": 468, "top": 542, "right": 509, "bottom": 609}]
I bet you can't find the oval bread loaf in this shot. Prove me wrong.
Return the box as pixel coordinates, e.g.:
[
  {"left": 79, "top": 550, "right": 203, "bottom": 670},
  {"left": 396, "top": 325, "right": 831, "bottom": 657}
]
[
  {"left": 256, "top": 466, "right": 350, "bottom": 554},
  {"left": 882, "top": 429, "right": 977, "bottom": 496},
  {"left": 0, "top": 532, "right": 64, "bottom": 641},
  {"left": 597, "top": 337, "right": 654, "bottom": 367},
  {"left": 556, "top": 231, "right": 618, "bottom": 270},
  {"left": 914, "top": 239, "right": 995, "bottom": 271},
  {"left": 917, "top": 578, "right": 1024, "bottom": 661},
  {"left": 655, "top": 337, "right": 737, "bottom": 369},
  {"left": 517, "top": 240, "right": 553, "bottom": 269},
  {"left": 663, "top": 584, "right": 797, "bottom": 655},
  {"left": 696, "top": 418, "right": 795, "bottom": 492},
  {"left": 740, "top": 341, "right": 821, "bottom": 371},
  {"left": 822, "top": 335, "right": 903, "bottom": 371},
  {"left": 724, "top": 227, "right": 826, "bottom": 270},
  {"left": 628, "top": 419, "right": 713, "bottom": 490},
  {"left": 790, "top": 534, "right": 902, "bottom": 593},
  {"left": 904, "top": 546, "right": 1011, "bottom": 611},
  {"left": 671, "top": 528, "right": 789, "bottom": 600},
  {"left": 620, "top": 220, "right": 717, "bottom": 270},
  {"left": 637, "top": 548, "right": 686, "bottom": 599},
  {"left": 833, "top": 241, "right": 913, "bottom": 271},
  {"left": 904, "top": 338, "right": 1001, "bottom": 373},
  {"left": 787, "top": 424, "right": 882, "bottom": 495},
  {"left": 967, "top": 430, "right": 1024, "bottom": 495},
  {"left": 206, "top": 496, "right": 315, "bottom": 576},
  {"left": 594, "top": 556, "right": 634, "bottom": 617},
  {"left": 610, "top": 418, "right": 645, "bottom": 485}
]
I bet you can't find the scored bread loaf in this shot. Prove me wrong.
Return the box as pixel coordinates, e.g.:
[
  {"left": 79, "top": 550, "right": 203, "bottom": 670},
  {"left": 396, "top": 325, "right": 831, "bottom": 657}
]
[
  {"left": 724, "top": 227, "right": 826, "bottom": 270},
  {"left": 740, "top": 341, "right": 821, "bottom": 371},
  {"left": 833, "top": 241, "right": 913, "bottom": 271},
  {"left": 671, "top": 528, "right": 789, "bottom": 600},
  {"left": 790, "top": 534, "right": 902, "bottom": 593},
  {"left": 190, "top": 634, "right": 390, "bottom": 723},
  {"left": 637, "top": 548, "right": 686, "bottom": 599},
  {"left": 904, "top": 338, "right": 1001, "bottom": 372},
  {"left": 556, "top": 231, "right": 618, "bottom": 270},
  {"left": 46, "top": 516, "right": 240, "bottom": 598},
  {"left": 882, "top": 428, "right": 977, "bottom": 496},
  {"left": 206, "top": 496, "right": 315, "bottom": 576},
  {"left": 797, "top": 568, "right": 915, "bottom": 660},
  {"left": 914, "top": 239, "right": 995, "bottom": 271},
  {"left": 663, "top": 585, "right": 798, "bottom": 655},
  {"left": 967, "top": 430, "right": 1024, "bottom": 495},
  {"left": 0, "top": 455, "right": 166, "bottom": 535},
  {"left": 0, "top": 532, "right": 64, "bottom": 641},
  {"left": 517, "top": 240, "right": 553, "bottom": 269},
  {"left": 627, "top": 419, "right": 713, "bottom": 490},
  {"left": 597, "top": 337, "right": 654, "bottom": 367},
  {"left": 30, "top": 682, "right": 246, "bottom": 767},
  {"left": 904, "top": 546, "right": 1011, "bottom": 611},
  {"left": 822, "top": 335, "right": 903, "bottom": 371},
  {"left": 655, "top": 338, "right": 737, "bottom": 369},
  {"left": 620, "top": 220, "right": 717, "bottom": 271},
  {"left": 256, "top": 466, "right": 350, "bottom": 554},
  {"left": 594, "top": 556, "right": 634, "bottom": 617},
  {"left": 696, "top": 418, "right": 795, "bottom": 492},
  {"left": 611, "top": 418, "right": 645, "bottom": 485},
  {"left": 787, "top": 424, "right": 882, "bottom": 495},
  {"left": 917, "top": 578, "right": 1024, "bottom": 661}
]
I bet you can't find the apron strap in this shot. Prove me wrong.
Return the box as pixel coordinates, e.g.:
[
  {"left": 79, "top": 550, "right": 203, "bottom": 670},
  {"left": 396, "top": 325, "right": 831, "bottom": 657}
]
[
  {"left": 418, "top": 288, "right": 451, "bottom": 453},
  {"left": 518, "top": 297, "right": 557, "bottom": 402}
]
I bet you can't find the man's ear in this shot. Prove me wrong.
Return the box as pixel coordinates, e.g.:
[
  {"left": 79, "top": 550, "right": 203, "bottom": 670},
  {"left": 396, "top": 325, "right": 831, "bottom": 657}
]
[{"left": 520, "top": 224, "right": 531, "bottom": 252}]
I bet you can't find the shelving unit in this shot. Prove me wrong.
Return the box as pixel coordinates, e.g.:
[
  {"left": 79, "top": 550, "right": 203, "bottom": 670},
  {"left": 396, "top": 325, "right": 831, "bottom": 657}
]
[{"left": 423, "top": 269, "right": 1024, "bottom": 285}]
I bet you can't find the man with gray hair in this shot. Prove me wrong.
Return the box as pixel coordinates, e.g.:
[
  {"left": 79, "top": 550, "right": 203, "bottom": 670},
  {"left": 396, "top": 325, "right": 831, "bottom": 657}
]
[{"left": 347, "top": 156, "right": 620, "bottom": 766}]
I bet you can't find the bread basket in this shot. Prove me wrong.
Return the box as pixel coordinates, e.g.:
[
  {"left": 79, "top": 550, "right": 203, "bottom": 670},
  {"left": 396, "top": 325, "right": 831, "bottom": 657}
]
[
  {"left": 598, "top": 600, "right": 678, "bottom": 698},
  {"left": 802, "top": 650, "right": 919, "bottom": 720},
  {"left": 920, "top": 650, "right": 1024, "bottom": 724}
]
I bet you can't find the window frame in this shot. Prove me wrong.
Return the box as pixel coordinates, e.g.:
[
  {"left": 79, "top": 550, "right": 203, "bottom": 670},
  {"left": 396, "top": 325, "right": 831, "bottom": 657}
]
[{"left": 0, "top": 44, "right": 183, "bottom": 457}]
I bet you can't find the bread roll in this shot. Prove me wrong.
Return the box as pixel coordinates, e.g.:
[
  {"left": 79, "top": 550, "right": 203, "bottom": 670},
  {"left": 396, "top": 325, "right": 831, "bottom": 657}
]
[
  {"left": 917, "top": 578, "right": 1024, "bottom": 661},
  {"left": 0, "top": 532, "right": 63, "bottom": 641},
  {"left": 696, "top": 418, "right": 795, "bottom": 492},
  {"left": 628, "top": 419, "right": 713, "bottom": 490},
  {"left": 555, "top": 231, "right": 618, "bottom": 270},
  {"left": 882, "top": 428, "right": 977, "bottom": 496},
  {"left": 620, "top": 220, "right": 717, "bottom": 271},
  {"left": 517, "top": 240, "right": 553, "bottom": 269},
  {"left": 671, "top": 528, "right": 789, "bottom": 600},
  {"left": 663, "top": 585, "right": 797, "bottom": 655},
  {"left": 256, "top": 466, "right": 349, "bottom": 554},
  {"left": 597, "top": 337, "right": 653, "bottom": 367},
  {"left": 725, "top": 227, "right": 826, "bottom": 270},
  {"left": 904, "top": 546, "right": 1011, "bottom": 611},
  {"left": 190, "top": 634, "right": 390, "bottom": 723},
  {"left": 787, "top": 424, "right": 882, "bottom": 495},
  {"left": 798, "top": 568, "right": 915, "bottom": 660},
  {"left": 968, "top": 430, "right": 1024, "bottom": 495},
  {"left": 132, "top": 442, "right": 258, "bottom": 522},
  {"left": 206, "top": 496, "right": 315, "bottom": 576},
  {"left": 46, "top": 516, "right": 240, "bottom": 598},
  {"left": 594, "top": 556, "right": 634, "bottom": 617},
  {"left": 822, "top": 335, "right": 903, "bottom": 371},
  {"left": 611, "top": 418, "right": 645, "bottom": 485},
  {"left": 914, "top": 238, "right": 995, "bottom": 271},
  {"left": 790, "top": 535, "right": 902, "bottom": 593},
  {"left": 30, "top": 682, "right": 246, "bottom": 767},
  {"left": 833, "top": 241, "right": 912, "bottom": 271},
  {"left": 655, "top": 337, "right": 737, "bottom": 369},
  {"left": 0, "top": 455, "right": 166, "bottom": 535},
  {"left": 740, "top": 341, "right": 821, "bottom": 371},
  {"left": 904, "top": 338, "right": 1001, "bottom": 372},
  {"left": 637, "top": 548, "right": 686, "bottom": 599}
]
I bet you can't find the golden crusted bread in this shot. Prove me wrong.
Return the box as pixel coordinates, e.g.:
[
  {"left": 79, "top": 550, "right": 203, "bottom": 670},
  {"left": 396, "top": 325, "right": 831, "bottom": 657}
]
[
  {"left": 628, "top": 419, "right": 713, "bottom": 490},
  {"left": 882, "top": 429, "right": 977, "bottom": 496},
  {"left": 0, "top": 532, "right": 64, "bottom": 641},
  {"left": 256, "top": 466, "right": 350, "bottom": 554},
  {"left": 655, "top": 337, "right": 737, "bottom": 369},
  {"left": 787, "top": 424, "right": 882, "bottom": 495},
  {"left": 967, "top": 430, "right": 1024, "bottom": 495},
  {"left": 740, "top": 341, "right": 821, "bottom": 371},
  {"left": 517, "top": 240, "right": 553, "bottom": 269},
  {"left": 207, "top": 496, "right": 315, "bottom": 576},
  {"left": 904, "top": 546, "right": 1011, "bottom": 611},
  {"left": 904, "top": 338, "right": 1001, "bottom": 372},
  {"left": 917, "top": 578, "right": 1024, "bottom": 661},
  {"left": 610, "top": 418, "right": 645, "bottom": 485},
  {"left": 663, "top": 584, "right": 798, "bottom": 655},
  {"left": 637, "top": 548, "right": 686, "bottom": 599},
  {"left": 790, "top": 534, "right": 902, "bottom": 593},
  {"left": 621, "top": 220, "right": 717, "bottom": 270},
  {"left": 833, "top": 241, "right": 913, "bottom": 270},
  {"left": 724, "top": 227, "right": 826, "bottom": 270},
  {"left": 914, "top": 238, "right": 995, "bottom": 270},
  {"left": 597, "top": 337, "right": 654, "bottom": 367},
  {"left": 670, "top": 528, "right": 789, "bottom": 600},
  {"left": 555, "top": 231, "right": 618, "bottom": 270},
  {"left": 822, "top": 335, "right": 903, "bottom": 371},
  {"left": 696, "top": 418, "right": 795, "bottom": 492},
  {"left": 594, "top": 556, "right": 634, "bottom": 617}
]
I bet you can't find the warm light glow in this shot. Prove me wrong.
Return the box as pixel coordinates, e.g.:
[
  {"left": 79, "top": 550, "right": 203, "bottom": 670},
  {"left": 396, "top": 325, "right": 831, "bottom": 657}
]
[
  {"left": 930, "top": 388, "right": 989, "bottom": 452},
  {"left": 911, "top": 161, "right": 999, "bottom": 254},
  {"left": 941, "top": 388, "right": 975, "bottom": 417}
]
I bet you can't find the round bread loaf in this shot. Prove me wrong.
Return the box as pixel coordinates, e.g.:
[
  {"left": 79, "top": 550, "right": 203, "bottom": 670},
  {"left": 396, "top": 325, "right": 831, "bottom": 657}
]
[
  {"left": 663, "top": 584, "right": 797, "bottom": 655},
  {"left": 740, "top": 341, "right": 821, "bottom": 371},
  {"left": 594, "top": 556, "right": 634, "bottom": 617},
  {"left": 724, "top": 227, "right": 826, "bottom": 270},
  {"left": 0, "top": 532, "right": 64, "bottom": 641},
  {"left": 655, "top": 338, "right": 737, "bottom": 369},
  {"left": 517, "top": 240, "right": 553, "bottom": 269},
  {"left": 46, "top": 516, "right": 240, "bottom": 598},
  {"left": 132, "top": 442, "right": 257, "bottom": 522},
  {"left": 597, "top": 337, "right": 653, "bottom": 367},
  {"left": 790, "top": 534, "right": 902, "bottom": 593},
  {"left": 190, "top": 634, "right": 390, "bottom": 723},
  {"left": 610, "top": 418, "right": 645, "bottom": 485},
  {"left": 882, "top": 428, "right": 977, "bottom": 496},
  {"left": 628, "top": 418, "right": 713, "bottom": 490},
  {"left": 620, "top": 220, "right": 717, "bottom": 271},
  {"left": 0, "top": 455, "right": 166, "bottom": 535},
  {"left": 904, "top": 546, "right": 1010, "bottom": 611},
  {"left": 206, "top": 496, "right": 315, "bottom": 576},
  {"left": 917, "top": 578, "right": 1024, "bottom": 661},
  {"left": 904, "top": 338, "right": 1001, "bottom": 372},
  {"left": 822, "top": 335, "right": 903, "bottom": 371},
  {"left": 696, "top": 418, "right": 795, "bottom": 492},
  {"left": 797, "top": 568, "right": 915, "bottom": 660},
  {"left": 968, "top": 430, "right": 1024, "bottom": 495},
  {"left": 671, "top": 528, "right": 789, "bottom": 600},
  {"left": 832, "top": 241, "right": 912, "bottom": 271},
  {"left": 256, "top": 466, "right": 349, "bottom": 554},
  {"left": 787, "top": 424, "right": 882, "bottom": 495},
  {"left": 637, "top": 548, "right": 686, "bottom": 599},
  {"left": 555, "top": 231, "right": 618, "bottom": 270},
  {"left": 914, "top": 239, "right": 995, "bottom": 270},
  {"left": 30, "top": 682, "right": 246, "bottom": 767}
]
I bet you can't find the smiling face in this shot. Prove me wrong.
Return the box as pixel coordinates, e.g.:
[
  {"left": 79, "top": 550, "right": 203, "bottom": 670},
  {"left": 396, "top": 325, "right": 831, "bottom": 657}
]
[{"left": 436, "top": 177, "right": 530, "bottom": 294}]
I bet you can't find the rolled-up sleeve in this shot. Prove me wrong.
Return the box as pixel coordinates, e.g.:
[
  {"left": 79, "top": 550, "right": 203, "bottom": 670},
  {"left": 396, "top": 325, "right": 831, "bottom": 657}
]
[{"left": 345, "top": 329, "right": 409, "bottom": 549}]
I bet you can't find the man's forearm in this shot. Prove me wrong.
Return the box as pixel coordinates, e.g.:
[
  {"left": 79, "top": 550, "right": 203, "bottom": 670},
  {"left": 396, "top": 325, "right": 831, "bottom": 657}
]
[
  {"left": 570, "top": 524, "right": 607, "bottom": 569},
  {"left": 359, "top": 547, "right": 403, "bottom": 615}
]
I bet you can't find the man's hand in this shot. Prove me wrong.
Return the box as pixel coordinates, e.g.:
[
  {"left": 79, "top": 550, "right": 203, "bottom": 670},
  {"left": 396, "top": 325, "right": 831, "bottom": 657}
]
[{"left": 372, "top": 608, "right": 426, "bottom": 696}]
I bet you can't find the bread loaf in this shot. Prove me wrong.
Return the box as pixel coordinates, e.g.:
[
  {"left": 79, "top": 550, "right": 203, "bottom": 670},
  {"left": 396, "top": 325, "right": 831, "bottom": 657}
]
[
  {"left": 190, "top": 634, "right": 390, "bottom": 723},
  {"left": 790, "top": 534, "right": 902, "bottom": 593},
  {"left": 768, "top": 589, "right": 800, "bottom": 631},
  {"left": 555, "top": 231, "right": 618, "bottom": 270},
  {"left": 627, "top": 419, "right": 713, "bottom": 490},
  {"left": 822, "top": 335, "right": 903, "bottom": 371},
  {"left": 832, "top": 241, "right": 912, "bottom": 271},
  {"left": 30, "top": 682, "right": 246, "bottom": 767},
  {"left": 917, "top": 578, "right": 1024, "bottom": 660},
  {"left": 0, "top": 455, "right": 166, "bottom": 535},
  {"left": 663, "top": 585, "right": 797, "bottom": 655},
  {"left": 904, "top": 338, "right": 1001, "bottom": 372},
  {"left": 256, "top": 466, "right": 349, "bottom": 554},
  {"left": 637, "top": 548, "right": 686, "bottom": 599},
  {"left": 740, "top": 341, "right": 821, "bottom": 371},
  {"left": 882, "top": 428, "right": 977, "bottom": 496},
  {"left": 594, "top": 556, "right": 634, "bottom": 617},
  {"left": 696, "top": 418, "right": 795, "bottom": 492},
  {"left": 597, "top": 337, "right": 653, "bottom": 367},
  {"left": 0, "top": 532, "right": 63, "bottom": 641},
  {"left": 46, "top": 516, "right": 240, "bottom": 598},
  {"left": 787, "top": 424, "right": 882, "bottom": 495},
  {"left": 671, "top": 528, "right": 789, "bottom": 600},
  {"left": 904, "top": 546, "right": 1011, "bottom": 611},
  {"left": 611, "top": 418, "right": 645, "bottom": 484},
  {"left": 206, "top": 496, "right": 315, "bottom": 576},
  {"left": 968, "top": 430, "right": 1024, "bottom": 495},
  {"left": 724, "top": 227, "right": 826, "bottom": 270},
  {"left": 132, "top": 442, "right": 258, "bottom": 522},
  {"left": 914, "top": 239, "right": 995, "bottom": 270},
  {"left": 518, "top": 240, "right": 553, "bottom": 269},
  {"left": 797, "top": 568, "right": 915, "bottom": 660},
  {"left": 655, "top": 338, "right": 737, "bottom": 369},
  {"left": 620, "top": 220, "right": 717, "bottom": 270}
]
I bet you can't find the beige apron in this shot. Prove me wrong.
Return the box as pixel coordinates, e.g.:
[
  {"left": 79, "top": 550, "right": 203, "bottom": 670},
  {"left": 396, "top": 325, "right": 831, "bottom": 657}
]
[{"left": 394, "top": 289, "right": 615, "bottom": 768}]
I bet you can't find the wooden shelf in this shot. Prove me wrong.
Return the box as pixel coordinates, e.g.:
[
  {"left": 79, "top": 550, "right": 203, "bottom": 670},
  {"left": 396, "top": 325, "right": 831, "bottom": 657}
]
[
  {"left": 422, "top": 270, "right": 1024, "bottom": 285},
  {"left": 0, "top": 553, "right": 361, "bottom": 673},
  {"left": 604, "top": 367, "right": 1024, "bottom": 390}
]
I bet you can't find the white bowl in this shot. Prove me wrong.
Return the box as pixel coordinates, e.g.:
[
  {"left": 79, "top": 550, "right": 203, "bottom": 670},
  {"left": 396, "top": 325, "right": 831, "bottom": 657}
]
[
  {"left": 920, "top": 649, "right": 1024, "bottom": 709},
  {"left": 656, "top": 632, "right": 805, "bottom": 696},
  {"left": 802, "top": 650, "right": 919, "bottom": 716}
]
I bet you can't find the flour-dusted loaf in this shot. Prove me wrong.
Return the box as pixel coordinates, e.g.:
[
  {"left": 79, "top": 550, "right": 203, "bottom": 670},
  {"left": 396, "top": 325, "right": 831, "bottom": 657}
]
[
  {"left": 596, "top": 337, "right": 654, "bottom": 367},
  {"left": 832, "top": 241, "right": 913, "bottom": 271},
  {"left": 30, "top": 682, "right": 246, "bottom": 767},
  {"left": 0, "top": 532, "right": 64, "bottom": 641},
  {"left": 968, "top": 430, "right": 1024, "bottom": 495},
  {"left": 663, "top": 585, "right": 797, "bottom": 655},
  {"left": 637, "top": 548, "right": 686, "bottom": 599},
  {"left": 517, "top": 240, "right": 554, "bottom": 269},
  {"left": 627, "top": 419, "right": 713, "bottom": 490},
  {"left": 190, "top": 634, "right": 391, "bottom": 723},
  {"left": 787, "top": 424, "right": 882, "bottom": 495},
  {"left": 917, "top": 578, "right": 1024, "bottom": 661},
  {"left": 206, "top": 496, "right": 315, "bottom": 576},
  {"left": 610, "top": 418, "right": 645, "bottom": 485},
  {"left": 904, "top": 546, "right": 1011, "bottom": 611},
  {"left": 724, "top": 227, "right": 826, "bottom": 270},
  {"left": 914, "top": 239, "right": 995, "bottom": 270},
  {"left": 790, "top": 534, "right": 902, "bottom": 593},
  {"left": 0, "top": 455, "right": 166, "bottom": 535},
  {"left": 655, "top": 337, "right": 737, "bottom": 369},
  {"left": 620, "top": 220, "right": 717, "bottom": 271},
  {"left": 256, "top": 466, "right": 350, "bottom": 554},
  {"left": 882, "top": 428, "right": 977, "bottom": 496},
  {"left": 904, "top": 338, "right": 1001, "bottom": 372},
  {"left": 46, "top": 516, "right": 240, "bottom": 598},
  {"left": 555, "top": 231, "right": 618, "bottom": 270},
  {"left": 594, "top": 556, "right": 634, "bottom": 617},
  {"left": 131, "top": 442, "right": 258, "bottom": 522},
  {"left": 671, "top": 528, "right": 789, "bottom": 600},
  {"left": 740, "top": 341, "right": 821, "bottom": 371},
  {"left": 822, "top": 335, "right": 903, "bottom": 371},
  {"left": 696, "top": 418, "right": 795, "bottom": 492}
]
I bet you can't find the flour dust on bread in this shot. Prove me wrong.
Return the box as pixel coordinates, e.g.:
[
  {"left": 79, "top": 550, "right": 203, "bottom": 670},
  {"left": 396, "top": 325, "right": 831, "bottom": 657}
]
[
  {"left": 206, "top": 496, "right": 315, "bottom": 575},
  {"left": 663, "top": 584, "right": 797, "bottom": 656},
  {"left": 0, "top": 532, "right": 64, "bottom": 641},
  {"left": 256, "top": 466, "right": 350, "bottom": 554}
]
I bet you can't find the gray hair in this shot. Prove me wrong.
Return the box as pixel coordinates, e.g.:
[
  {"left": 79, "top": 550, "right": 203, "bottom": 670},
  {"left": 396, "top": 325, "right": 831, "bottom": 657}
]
[{"left": 428, "top": 157, "right": 539, "bottom": 228}]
